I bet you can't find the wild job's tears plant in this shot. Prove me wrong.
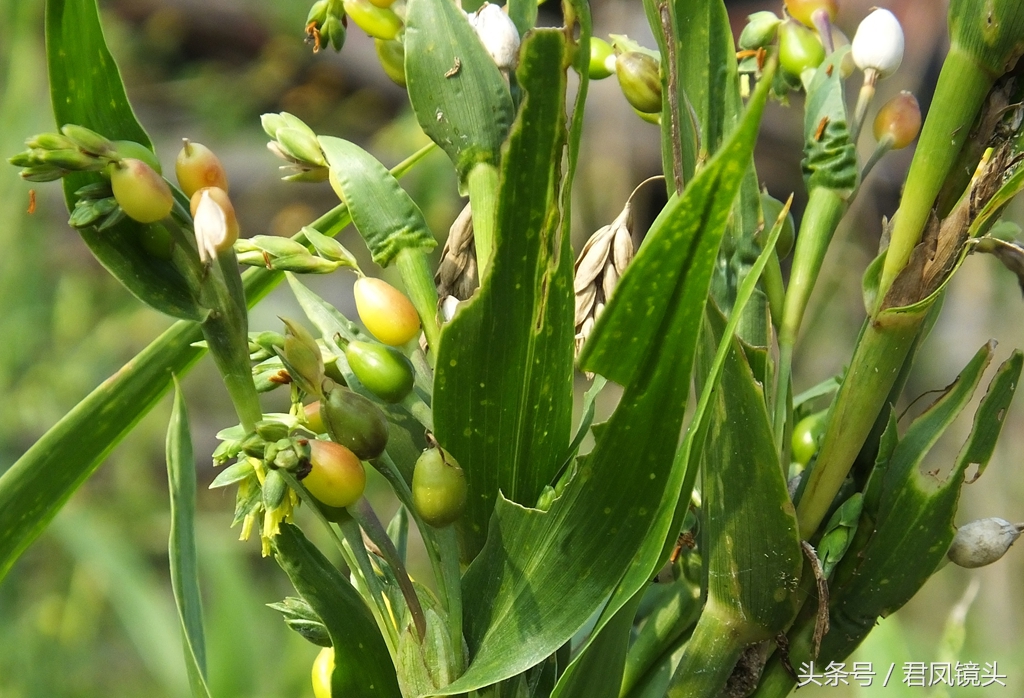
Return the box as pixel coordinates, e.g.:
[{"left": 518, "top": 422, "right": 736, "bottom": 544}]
[{"left": 3, "top": 0, "right": 1024, "bottom": 695}]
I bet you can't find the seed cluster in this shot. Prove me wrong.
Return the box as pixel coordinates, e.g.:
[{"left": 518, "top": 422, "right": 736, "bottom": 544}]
[{"left": 573, "top": 202, "right": 635, "bottom": 358}]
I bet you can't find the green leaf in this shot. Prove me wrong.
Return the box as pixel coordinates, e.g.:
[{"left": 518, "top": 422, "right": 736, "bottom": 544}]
[
  {"left": 432, "top": 29, "right": 575, "bottom": 561},
  {"left": 0, "top": 320, "right": 205, "bottom": 582},
  {"left": 319, "top": 138, "right": 437, "bottom": 267},
  {"left": 47, "top": 0, "right": 205, "bottom": 321},
  {"left": 405, "top": 0, "right": 514, "bottom": 182},
  {"left": 620, "top": 579, "right": 702, "bottom": 697},
  {"left": 578, "top": 58, "right": 773, "bottom": 389},
  {"left": 644, "top": 0, "right": 741, "bottom": 187},
  {"left": 166, "top": 378, "right": 213, "bottom": 698},
  {"left": 820, "top": 344, "right": 1022, "bottom": 663},
  {"left": 272, "top": 523, "right": 401, "bottom": 698},
  {"left": 266, "top": 597, "right": 332, "bottom": 647},
  {"left": 51, "top": 509, "right": 190, "bottom": 697},
  {"left": 434, "top": 58, "right": 774, "bottom": 696},
  {"left": 665, "top": 304, "right": 802, "bottom": 696},
  {"left": 549, "top": 592, "right": 644, "bottom": 698},
  {"left": 568, "top": 147, "right": 788, "bottom": 672},
  {"left": 801, "top": 49, "right": 857, "bottom": 194}
]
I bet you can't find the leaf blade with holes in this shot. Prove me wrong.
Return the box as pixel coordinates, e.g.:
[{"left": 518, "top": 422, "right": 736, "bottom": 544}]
[{"left": 404, "top": 0, "right": 514, "bottom": 181}]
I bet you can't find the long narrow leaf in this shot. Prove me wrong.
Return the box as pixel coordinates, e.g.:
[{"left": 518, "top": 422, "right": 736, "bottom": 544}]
[
  {"left": 48, "top": 0, "right": 204, "bottom": 320},
  {"left": 432, "top": 28, "right": 575, "bottom": 560},
  {"left": 438, "top": 57, "right": 775, "bottom": 695},
  {"left": 52, "top": 509, "right": 189, "bottom": 697},
  {"left": 166, "top": 378, "right": 212, "bottom": 698},
  {"left": 272, "top": 523, "right": 401, "bottom": 697}
]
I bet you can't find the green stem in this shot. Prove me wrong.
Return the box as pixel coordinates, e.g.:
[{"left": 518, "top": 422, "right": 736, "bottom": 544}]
[
  {"left": 395, "top": 247, "right": 441, "bottom": 359},
  {"left": 466, "top": 161, "right": 500, "bottom": 279},
  {"left": 849, "top": 72, "right": 876, "bottom": 146},
  {"left": 773, "top": 187, "right": 847, "bottom": 448},
  {"left": 795, "top": 310, "right": 924, "bottom": 539},
  {"left": 620, "top": 582, "right": 701, "bottom": 697},
  {"left": 202, "top": 253, "right": 263, "bottom": 434},
  {"left": 438, "top": 525, "right": 466, "bottom": 673},
  {"left": 876, "top": 48, "right": 993, "bottom": 304},
  {"left": 860, "top": 138, "right": 893, "bottom": 182},
  {"left": 337, "top": 513, "right": 400, "bottom": 651},
  {"left": 278, "top": 470, "right": 397, "bottom": 653},
  {"left": 351, "top": 498, "right": 426, "bottom": 641},
  {"left": 372, "top": 453, "right": 447, "bottom": 611},
  {"left": 0, "top": 145, "right": 437, "bottom": 583},
  {"left": 665, "top": 602, "right": 747, "bottom": 698}
]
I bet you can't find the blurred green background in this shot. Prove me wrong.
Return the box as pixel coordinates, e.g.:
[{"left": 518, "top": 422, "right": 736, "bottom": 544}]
[{"left": 0, "top": 0, "right": 1021, "bottom": 696}]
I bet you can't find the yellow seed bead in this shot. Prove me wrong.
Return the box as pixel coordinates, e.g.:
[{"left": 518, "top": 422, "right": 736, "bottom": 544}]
[{"left": 353, "top": 277, "right": 421, "bottom": 346}]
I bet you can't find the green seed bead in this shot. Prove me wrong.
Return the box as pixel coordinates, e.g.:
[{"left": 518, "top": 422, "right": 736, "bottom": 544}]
[
  {"left": 778, "top": 20, "right": 825, "bottom": 79},
  {"left": 792, "top": 410, "right": 828, "bottom": 466},
  {"left": 615, "top": 52, "right": 662, "bottom": 114},
  {"left": 139, "top": 224, "right": 173, "bottom": 259},
  {"left": 343, "top": 0, "right": 402, "bottom": 40},
  {"left": 412, "top": 446, "right": 468, "bottom": 527},
  {"left": 319, "top": 385, "right": 390, "bottom": 460},
  {"left": 344, "top": 340, "right": 415, "bottom": 403},
  {"left": 374, "top": 38, "right": 407, "bottom": 87},
  {"left": 588, "top": 37, "right": 615, "bottom": 80},
  {"left": 113, "top": 140, "right": 162, "bottom": 173}
]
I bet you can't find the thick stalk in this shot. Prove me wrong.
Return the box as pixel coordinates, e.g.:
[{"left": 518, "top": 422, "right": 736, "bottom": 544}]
[
  {"left": 876, "top": 48, "right": 993, "bottom": 303},
  {"left": 466, "top": 162, "right": 500, "bottom": 279},
  {"left": 773, "top": 187, "right": 847, "bottom": 446},
  {"left": 795, "top": 310, "right": 924, "bottom": 539},
  {"left": 395, "top": 247, "right": 441, "bottom": 357},
  {"left": 665, "top": 602, "right": 747, "bottom": 698},
  {"left": 201, "top": 250, "right": 262, "bottom": 434}
]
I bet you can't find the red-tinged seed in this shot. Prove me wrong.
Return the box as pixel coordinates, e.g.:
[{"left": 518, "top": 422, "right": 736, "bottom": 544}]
[
  {"left": 110, "top": 158, "right": 174, "bottom": 224},
  {"left": 176, "top": 140, "right": 229, "bottom": 197},
  {"left": 302, "top": 440, "right": 366, "bottom": 508},
  {"left": 873, "top": 91, "right": 922, "bottom": 150}
]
